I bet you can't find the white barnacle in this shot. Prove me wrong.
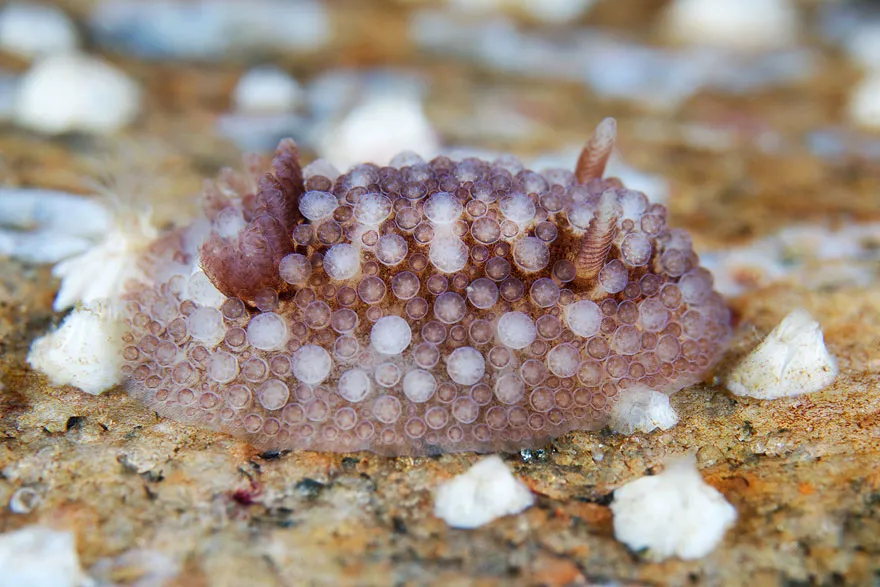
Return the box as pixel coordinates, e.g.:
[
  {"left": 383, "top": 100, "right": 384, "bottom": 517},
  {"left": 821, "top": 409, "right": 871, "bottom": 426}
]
[
  {"left": 49, "top": 198, "right": 157, "bottom": 311},
  {"left": 27, "top": 300, "right": 124, "bottom": 395},
  {"left": 725, "top": 308, "right": 838, "bottom": 399},
  {"left": 611, "top": 455, "right": 737, "bottom": 561},
  {"left": 433, "top": 455, "right": 534, "bottom": 529},
  {"left": 609, "top": 386, "right": 679, "bottom": 434}
]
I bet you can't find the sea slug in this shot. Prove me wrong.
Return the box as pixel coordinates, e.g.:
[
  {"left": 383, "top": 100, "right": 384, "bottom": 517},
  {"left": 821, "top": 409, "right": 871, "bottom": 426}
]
[{"left": 118, "top": 118, "right": 732, "bottom": 455}]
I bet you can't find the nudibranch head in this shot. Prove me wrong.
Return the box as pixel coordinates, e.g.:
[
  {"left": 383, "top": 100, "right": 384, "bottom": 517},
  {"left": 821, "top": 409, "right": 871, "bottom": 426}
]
[{"left": 120, "top": 119, "right": 732, "bottom": 455}]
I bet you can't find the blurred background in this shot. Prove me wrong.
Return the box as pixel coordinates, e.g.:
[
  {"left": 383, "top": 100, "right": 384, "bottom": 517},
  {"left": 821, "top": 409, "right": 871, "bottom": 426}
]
[{"left": 0, "top": 0, "right": 878, "bottom": 251}]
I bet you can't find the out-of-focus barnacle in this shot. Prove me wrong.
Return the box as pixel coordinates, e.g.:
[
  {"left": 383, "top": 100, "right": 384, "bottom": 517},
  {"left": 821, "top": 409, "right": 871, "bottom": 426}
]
[{"left": 114, "top": 119, "right": 733, "bottom": 456}]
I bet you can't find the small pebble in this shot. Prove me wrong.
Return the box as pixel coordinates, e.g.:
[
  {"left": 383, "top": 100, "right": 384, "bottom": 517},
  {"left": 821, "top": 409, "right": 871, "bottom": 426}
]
[
  {"left": 449, "top": 0, "right": 596, "bottom": 24},
  {"left": 845, "top": 24, "right": 880, "bottom": 72},
  {"left": 519, "top": 0, "right": 596, "bottom": 24},
  {"left": 318, "top": 94, "right": 440, "bottom": 170},
  {"left": 663, "top": 0, "right": 798, "bottom": 50},
  {"left": 233, "top": 66, "right": 303, "bottom": 114},
  {"left": 90, "top": 0, "right": 329, "bottom": 60},
  {"left": 0, "top": 3, "right": 79, "bottom": 59},
  {"left": 14, "top": 53, "right": 141, "bottom": 134},
  {"left": 847, "top": 72, "right": 880, "bottom": 130},
  {"left": 8, "top": 487, "right": 40, "bottom": 514},
  {"left": 0, "top": 189, "right": 111, "bottom": 238}
]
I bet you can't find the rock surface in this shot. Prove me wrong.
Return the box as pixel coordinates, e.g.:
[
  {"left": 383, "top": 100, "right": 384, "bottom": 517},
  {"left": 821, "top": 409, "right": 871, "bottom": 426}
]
[{"left": 1, "top": 0, "right": 879, "bottom": 585}]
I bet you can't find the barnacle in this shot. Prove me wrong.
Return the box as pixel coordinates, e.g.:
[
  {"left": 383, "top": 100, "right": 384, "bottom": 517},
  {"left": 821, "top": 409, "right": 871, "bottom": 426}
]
[{"left": 118, "top": 118, "right": 733, "bottom": 455}]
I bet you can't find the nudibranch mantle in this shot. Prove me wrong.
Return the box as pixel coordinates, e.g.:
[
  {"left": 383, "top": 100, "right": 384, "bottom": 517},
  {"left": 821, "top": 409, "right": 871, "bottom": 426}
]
[{"left": 119, "top": 119, "right": 732, "bottom": 455}]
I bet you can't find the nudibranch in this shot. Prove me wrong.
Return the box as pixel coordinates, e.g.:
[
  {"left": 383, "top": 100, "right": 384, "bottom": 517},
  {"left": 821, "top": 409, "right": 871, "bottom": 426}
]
[{"left": 119, "top": 118, "right": 732, "bottom": 455}]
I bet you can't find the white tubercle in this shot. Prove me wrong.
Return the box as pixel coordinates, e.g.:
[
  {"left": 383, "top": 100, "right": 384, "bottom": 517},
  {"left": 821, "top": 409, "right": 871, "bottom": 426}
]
[
  {"left": 609, "top": 387, "right": 679, "bottom": 434},
  {"left": 292, "top": 344, "right": 332, "bottom": 384},
  {"left": 258, "top": 379, "right": 290, "bottom": 411},
  {"left": 546, "top": 343, "right": 580, "bottom": 378},
  {"left": 466, "top": 278, "right": 498, "bottom": 309},
  {"left": 423, "top": 192, "right": 463, "bottom": 224},
  {"left": 27, "top": 301, "right": 124, "bottom": 395},
  {"left": 611, "top": 455, "right": 737, "bottom": 561},
  {"left": 186, "top": 306, "right": 225, "bottom": 347},
  {"left": 500, "top": 192, "right": 536, "bottom": 224},
  {"left": 246, "top": 312, "right": 289, "bottom": 351},
  {"left": 354, "top": 193, "right": 392, "bottom": 225},
  {"left": 565, "top": 300, "right": 602, "bottom": 338},
  {"left": 403, "top": 369, "right": 437, "bottom": 402},
  {"left": 299, "top": 190, "right": 338, "bottom": 221},
  {"left": 214, "top": 207, "right": 246, "bottom": 238},
  {"left": 567, "top": 204, "right": 594, "bottom": 230},
  {"left": 184, "top": 269, "right": 226, "bottom": 308},
  {"left": 207, "top": 351, "right": 239, "bottom": 384},
  {"left": 434, "top": 291, "right": 466, "bottom": 324},
  {"left": 371, "top": 315, "right": 412, "bottom": 355},
  {"left": 497, "top": 312, "right": 537, "bottom": 350},
  {"left": 278, "top": 253, "right": 312, "bottom": 285},
  {"left": 323, "top": 243, "right": 360, "bottom": 280},
  {"left": 302, "top": 158, "right": 340, "bottom": 181},
  {"left": 433, "top": 455, "right": 535, "bottom": 529},
  {"left": 389, "top": 150, "right": 425, "bottom": 168},
  {"left": 337, "top": 368, "right": 372, "bottom": 402},
  {"left": 376, "top": 234, "right": 408, "bottom": 266},
  {"left": 430, "top": 236, "right": 468, "bottom": 273},
  {"left": 513, "top": 237, "right": 550, "bottom": 272},
  {"left": 494, "top": 373, "right": 525, "bottom": 404},
  {"left": 725, "top": 309, "right": 838, "bottom": 399},
  {"left": 638, "top": 298, "right": 669, "bottom": 332},
  {"left": 446, "top": 346, "right": 486, "bottom": 385}
]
